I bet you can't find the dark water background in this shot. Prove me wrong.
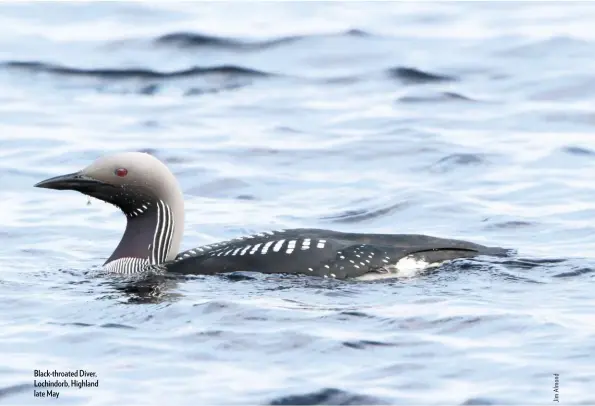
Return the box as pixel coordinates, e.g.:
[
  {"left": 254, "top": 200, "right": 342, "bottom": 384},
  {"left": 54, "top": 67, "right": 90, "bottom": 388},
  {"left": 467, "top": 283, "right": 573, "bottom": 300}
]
[{"left": 1, "top": 2, "right": 594, "bottom": 405}]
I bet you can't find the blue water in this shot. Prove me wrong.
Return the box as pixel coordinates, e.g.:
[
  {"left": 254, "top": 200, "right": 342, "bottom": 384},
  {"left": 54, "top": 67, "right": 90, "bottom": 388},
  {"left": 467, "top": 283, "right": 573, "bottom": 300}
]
[{"left": 1, "top": 2, "right": 594, "bottom": 405}]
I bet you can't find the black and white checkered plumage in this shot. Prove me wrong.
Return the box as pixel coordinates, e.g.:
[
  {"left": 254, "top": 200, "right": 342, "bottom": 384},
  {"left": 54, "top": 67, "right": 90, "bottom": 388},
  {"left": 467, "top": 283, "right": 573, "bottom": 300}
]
[{"left": 166, "top": 228, "right": 508, "bottom": 279}]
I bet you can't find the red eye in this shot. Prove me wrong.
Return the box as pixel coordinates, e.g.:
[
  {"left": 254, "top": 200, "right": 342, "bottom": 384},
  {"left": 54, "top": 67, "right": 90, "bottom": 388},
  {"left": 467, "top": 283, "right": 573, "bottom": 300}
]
[{"left": 115, "top": 168, "right": 128, "bottom": 177}]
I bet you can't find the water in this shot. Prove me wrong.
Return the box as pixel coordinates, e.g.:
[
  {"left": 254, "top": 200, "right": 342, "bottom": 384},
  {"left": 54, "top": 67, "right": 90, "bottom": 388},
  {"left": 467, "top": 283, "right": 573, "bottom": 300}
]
[{"left": 1, "top": 2, "right": 594, "bottom": 404}]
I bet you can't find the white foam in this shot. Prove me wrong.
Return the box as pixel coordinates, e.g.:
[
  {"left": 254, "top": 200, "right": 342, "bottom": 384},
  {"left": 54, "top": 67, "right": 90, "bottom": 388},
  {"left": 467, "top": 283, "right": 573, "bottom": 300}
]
[{"left": 355, "top": 255, "right": 446, "bottom": 281}]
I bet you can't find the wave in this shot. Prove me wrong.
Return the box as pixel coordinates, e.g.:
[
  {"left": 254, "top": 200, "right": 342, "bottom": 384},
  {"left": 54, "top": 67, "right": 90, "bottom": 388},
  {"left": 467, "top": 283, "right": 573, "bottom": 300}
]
[
  {"left": 1, "top": 60, "right": 459, "bottom": 97},
  {"left": 397, "top": 91, "right": 474, "bottom": 103},
  {"left": 269, "top": 388, "right": 388, "bottom": 405},
  {"left": 0, "top": 384, "right": 30, "bottom": 400},
  {"left": 388, "top": 67, "right": 456, "bottom": 84},
  {"left": 1, "top": 61, "right": 272, "bottom": 96},
  {"left": 2, "top": 61, "right": 272, "bottom": 79},
  {"left": 154, "top": 29, "right": 371, "bottom": 50},
  {"left": 321, "top": 201, "right": 411, "bottom": 224},
  {"left": 428, "top": 153, "right": 489, "bottom": 173}
]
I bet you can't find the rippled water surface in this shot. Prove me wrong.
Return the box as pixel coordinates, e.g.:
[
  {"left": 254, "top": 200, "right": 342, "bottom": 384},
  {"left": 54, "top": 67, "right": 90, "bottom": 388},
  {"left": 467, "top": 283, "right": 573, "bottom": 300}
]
[{"left": 1, "top": 2, "right": 595, "bottom": 405}]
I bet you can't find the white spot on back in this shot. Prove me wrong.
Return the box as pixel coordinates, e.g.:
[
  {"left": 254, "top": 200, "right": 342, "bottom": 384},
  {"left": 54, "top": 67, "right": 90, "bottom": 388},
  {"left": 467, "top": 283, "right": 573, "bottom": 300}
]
[
  {"left": 261, "top": 241, "right": 275, "bottom": 254},
  {"left": 355, "top": 255, "right": 444, "bottom": 281},
  {"left": 273, "top": 240, "right": 285, "bottom": 252},
  {"left": 301, "top": 239, "right": 310, "bottom": 250}
]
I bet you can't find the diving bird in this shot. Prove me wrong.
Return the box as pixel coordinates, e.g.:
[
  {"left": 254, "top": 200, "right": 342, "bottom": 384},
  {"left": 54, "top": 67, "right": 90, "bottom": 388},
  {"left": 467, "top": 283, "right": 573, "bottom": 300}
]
[{"left": 35, "top": 152, "right": 509, "bottom": 279}]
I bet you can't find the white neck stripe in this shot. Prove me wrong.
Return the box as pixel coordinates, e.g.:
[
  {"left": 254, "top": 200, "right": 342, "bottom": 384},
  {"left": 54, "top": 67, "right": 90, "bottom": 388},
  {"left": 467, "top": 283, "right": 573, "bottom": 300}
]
[{"left": 150, "top": 200, "right": 175, "bottom": 265}]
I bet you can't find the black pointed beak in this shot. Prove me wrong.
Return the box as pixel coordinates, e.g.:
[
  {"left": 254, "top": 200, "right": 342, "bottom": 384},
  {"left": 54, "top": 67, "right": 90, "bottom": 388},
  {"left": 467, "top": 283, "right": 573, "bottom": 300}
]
[{"left": 34, "top": 172, "right": 101, "bottom": 191}]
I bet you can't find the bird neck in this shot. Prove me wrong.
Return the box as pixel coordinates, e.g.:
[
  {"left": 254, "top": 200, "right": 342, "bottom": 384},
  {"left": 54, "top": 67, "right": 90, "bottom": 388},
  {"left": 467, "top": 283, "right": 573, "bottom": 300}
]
[{"left": 105, "top": 199, "right": 181, "bottom": 266}]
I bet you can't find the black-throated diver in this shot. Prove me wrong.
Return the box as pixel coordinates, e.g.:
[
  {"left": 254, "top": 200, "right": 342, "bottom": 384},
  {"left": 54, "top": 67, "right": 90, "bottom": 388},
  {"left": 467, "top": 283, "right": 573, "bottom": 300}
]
[{"left": 35, "top": 152, "right": 509, "bottom": 279}]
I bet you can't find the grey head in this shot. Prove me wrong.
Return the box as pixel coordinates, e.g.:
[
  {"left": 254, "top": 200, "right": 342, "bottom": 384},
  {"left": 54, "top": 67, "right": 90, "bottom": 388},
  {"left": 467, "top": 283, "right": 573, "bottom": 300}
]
[{"left": 35, "top": 152, "right": 184, "bottom": 270}]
